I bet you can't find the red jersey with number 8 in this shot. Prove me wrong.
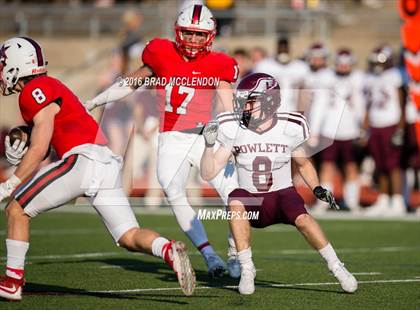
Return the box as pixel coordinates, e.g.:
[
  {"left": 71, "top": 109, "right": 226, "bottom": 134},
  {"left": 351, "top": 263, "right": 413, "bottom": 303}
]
[
  {"left": 142, "top": 38, "right": 238, "bottom": 132},
  {"left": 18, "top": 75, "right": 108, "bottom": 158}
]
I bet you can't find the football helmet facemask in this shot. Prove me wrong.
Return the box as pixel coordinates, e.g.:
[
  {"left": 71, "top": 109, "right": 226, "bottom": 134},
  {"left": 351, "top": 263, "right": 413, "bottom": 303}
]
[
  {"left": 234, "top": 73, "right": 281, "bottom": 129},
  {"left": 175, "top": 4, "right": 216, "bottom": 58},
  {"left": 0, "top": 37, "right": 47, "bottom": 96}
]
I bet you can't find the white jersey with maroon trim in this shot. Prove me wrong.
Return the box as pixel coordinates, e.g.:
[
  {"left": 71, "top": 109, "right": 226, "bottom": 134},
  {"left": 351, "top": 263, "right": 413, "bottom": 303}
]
[
  {"left": 308, "top": 70, "right": 366, "bottom": 140},
  {"left": 254, "top": 58, "right": 309, "bottom": 112},
  {"left": 365, "top": 67, "right": 403, "bottom": 128},
  {"left": 302, "top": 68, "right": 335, "bottom": 136},
  {"left": 217, "top": 111, "right": 309, "bottom": 193}
]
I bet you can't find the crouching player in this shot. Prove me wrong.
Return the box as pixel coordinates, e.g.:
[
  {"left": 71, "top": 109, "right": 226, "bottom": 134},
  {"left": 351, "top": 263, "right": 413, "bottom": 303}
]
[
  {"left": 0, "top": 37, "right": 195, "bottom": 301},
  {"left": 200, "top": 73, "right": 357, "bottom": 295}
]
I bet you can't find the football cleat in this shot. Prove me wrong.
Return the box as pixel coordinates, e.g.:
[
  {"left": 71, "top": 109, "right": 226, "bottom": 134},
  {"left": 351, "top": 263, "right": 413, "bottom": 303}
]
[
  {"left": 0, "top": 275, "right": 25, "bottom": 301},
  {"left": 204, "top": 253, "right": 226, "bottom": 278},
  {"left": 164, "top": 241, "right": 196, "bottom": 296},
  {"left": 238, "top": 265, "right": 256, "bottom": 295},
  {"left": 329, "top": 262, "right": 358, "bottom": 293}
]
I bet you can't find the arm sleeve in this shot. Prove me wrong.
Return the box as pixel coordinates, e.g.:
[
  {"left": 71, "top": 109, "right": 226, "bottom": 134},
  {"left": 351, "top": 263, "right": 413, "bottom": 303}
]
[{"left": 216, "top": 112, "right": 238, "bottom": 149}]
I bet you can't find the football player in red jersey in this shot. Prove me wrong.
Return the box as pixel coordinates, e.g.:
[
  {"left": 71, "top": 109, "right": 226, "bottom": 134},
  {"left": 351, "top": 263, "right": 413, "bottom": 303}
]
[
  {"left": 87, "top": 4, "right": 240, "bottom": 278},
  {"left": 0, "top": 37, "right": 196, "bottom": 301}
]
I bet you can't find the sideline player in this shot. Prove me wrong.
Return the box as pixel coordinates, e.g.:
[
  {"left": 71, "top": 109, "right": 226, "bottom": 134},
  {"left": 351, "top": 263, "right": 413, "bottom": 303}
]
[
  {"left": 86, "top": 5, "right": 240, "bottom": 277},
  {"left": 200, "top": 73, "right": 358, "bottom": 295},
  {"left": 309, "top": 48, "right": 366, "bottom": 212},
  {"left": 0, "top": 37, "right": 195, "bottom": 301}
]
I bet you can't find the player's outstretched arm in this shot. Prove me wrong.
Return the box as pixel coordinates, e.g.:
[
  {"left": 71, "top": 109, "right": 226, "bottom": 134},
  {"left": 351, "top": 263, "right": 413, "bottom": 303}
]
[
  {"left": 86, "top": 65, "right": 153, "bottom": 111},
  {"left": 292, "top": 147, "right": 339, "bottom": 210},
  {"left": 200, "top": 121, "right": 232, "bottom": 181}
]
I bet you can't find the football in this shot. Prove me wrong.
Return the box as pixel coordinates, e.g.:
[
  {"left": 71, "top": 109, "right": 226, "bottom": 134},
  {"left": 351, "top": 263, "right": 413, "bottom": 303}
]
[{"left": 8, "top": 125, "right": 32, "bottom": 148}]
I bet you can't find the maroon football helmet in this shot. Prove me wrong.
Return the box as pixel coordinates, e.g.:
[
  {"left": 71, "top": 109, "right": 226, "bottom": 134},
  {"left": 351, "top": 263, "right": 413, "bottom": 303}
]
[
  {"left": 234, "top": 73, "right": 281, "bottom": 129},
  {"left": 368, "top": 45, "right": 394, "bottom": 74},
  {"left": 334, "top": 48, "right": 355, "bottom": 76}
]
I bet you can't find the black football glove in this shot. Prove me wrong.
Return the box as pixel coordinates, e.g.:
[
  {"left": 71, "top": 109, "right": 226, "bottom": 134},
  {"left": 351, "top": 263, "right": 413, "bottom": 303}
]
[{"left": 313, "top": 186, "right": 340, "bottom": 210}]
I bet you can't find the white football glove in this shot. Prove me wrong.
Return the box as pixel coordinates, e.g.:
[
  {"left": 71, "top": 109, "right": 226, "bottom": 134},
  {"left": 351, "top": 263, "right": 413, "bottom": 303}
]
[
  {"left": 0, "top": 175, "right": 21, "bottom": 203},
  {"left": 203, "top": 120, "right": 219, "bottom": 147},
  {"left": 5, "top": 136, "right": 28, "bottom": 166}
]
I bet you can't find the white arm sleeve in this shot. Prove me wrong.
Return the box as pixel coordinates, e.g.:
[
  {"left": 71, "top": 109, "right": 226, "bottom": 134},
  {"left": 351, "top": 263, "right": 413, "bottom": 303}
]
[{"left": 90, "top": 79, "right": 134, "bottom": 108}]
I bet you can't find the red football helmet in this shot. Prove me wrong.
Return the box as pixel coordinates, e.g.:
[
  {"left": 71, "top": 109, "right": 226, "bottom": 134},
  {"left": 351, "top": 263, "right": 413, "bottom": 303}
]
[
  {"left": 174, "top": 5, "right": 216, "bottom": 58},
  {"left": 234, "top": 73, "right": 281, "bottom": 129}
]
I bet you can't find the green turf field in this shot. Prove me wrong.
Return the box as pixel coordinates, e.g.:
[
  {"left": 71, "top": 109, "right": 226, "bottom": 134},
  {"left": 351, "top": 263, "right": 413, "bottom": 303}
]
[{"left": 0, "top": 210, "right": 419, "bottom": 309}]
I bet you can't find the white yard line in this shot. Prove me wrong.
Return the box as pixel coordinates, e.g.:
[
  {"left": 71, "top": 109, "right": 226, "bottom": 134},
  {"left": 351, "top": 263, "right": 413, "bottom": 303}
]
[
  {"left": 93, "top": 278, "right": 420, "bottom": 294},
  {"left": 1, "top": 245, "right": 418, "bottom": 261},
  {"left": 352, "top": 272, "right": 382, "bottom": 275}
]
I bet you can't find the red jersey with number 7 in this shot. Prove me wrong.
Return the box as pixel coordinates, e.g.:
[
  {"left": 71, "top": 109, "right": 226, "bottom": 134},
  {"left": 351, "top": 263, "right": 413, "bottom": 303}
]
[
  {"left": 142, "top": 38, "right": 238, "bottom": 132},
  {"left": 18, "top": 75, "right": 108, "bottom": 159}
]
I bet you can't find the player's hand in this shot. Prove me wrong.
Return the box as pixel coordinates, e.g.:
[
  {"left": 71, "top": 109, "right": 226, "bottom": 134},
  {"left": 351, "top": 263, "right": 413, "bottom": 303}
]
[
  {"left": 391, "top": 127, "right": 404, "bottom": 148},
  {"left": 5, "top": 136, "right": 28, "bottom": 166},
  {"left": 203, "top": 120, "right": 219, "bottom": 147},
  {"left": 84, "top": 99, "right": 98, "bottom": 112},
  {"left": 0, "top": 175, "right": 21, "bottom": 203},
  {"left": 313, "top": 186, "right": 339, "bottom": 210}
]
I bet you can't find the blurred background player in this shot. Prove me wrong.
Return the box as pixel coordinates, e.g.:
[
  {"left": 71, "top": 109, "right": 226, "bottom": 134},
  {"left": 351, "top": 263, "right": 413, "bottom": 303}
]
[
  {"left": 86, "top": 4, "right": 241, "bottom": 278},
  {"left": 310, "top": 48, "right": 366, "bottom": 213},
  {"left": 253, "top": 37, "right": 308, "bottom": 112},
  {"left": 0, "top": 37, "right": 195, "bottom": 300},
  {"left": 200, "top": 73, "right": 358, "bottom": 295},
  {"left": 364, "top": 45, "right": 406, "bottom": 216}
]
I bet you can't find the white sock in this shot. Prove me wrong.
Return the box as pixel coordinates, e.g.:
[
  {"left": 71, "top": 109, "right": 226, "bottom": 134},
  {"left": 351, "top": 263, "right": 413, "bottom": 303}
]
[
  {"left": 318, "top": 243, "right": 340, "bottom": 268},
  {"left": 151, "top": 237, "right": 170, "bottom": 259},
  {"left": 237, "top": 247, "right": 255, "bottom": 270},
  {"left": 343, "top": 180, "right": 360, "bottom": 210},
  {"left": 169, "top": 195, "right": 212, "bottom": 250},
  {"left": 6, "top": 239, "right": 29, "bottom": 279}
]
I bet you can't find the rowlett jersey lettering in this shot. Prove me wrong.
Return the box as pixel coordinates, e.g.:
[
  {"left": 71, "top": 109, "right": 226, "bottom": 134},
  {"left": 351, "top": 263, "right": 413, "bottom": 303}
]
[
  {"left": 19, "top": 76, "right": 108, "bottom": 158},
  {"left": 217, "top": 111, "right": 309, "bottom": 193},
  {"left": 364, "top": 67, "right": 403, "bottom": 128},
  {"left": 142, "top": 38, "right": 238, "bottom": 132}
]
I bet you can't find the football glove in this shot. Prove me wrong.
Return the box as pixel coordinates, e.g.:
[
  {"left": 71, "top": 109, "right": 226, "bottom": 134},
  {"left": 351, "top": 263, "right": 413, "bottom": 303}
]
[
  {"left": 0, "top": 175, "right": 21, "bottom": 203},
  {"left": 203, "top": 120, "right": 219, "bottom": 147},
  {"left": 5, "top": 136, "right": 28, "bottom": 166},
  {"left": 313, "top": 186, "right": 339, "bottom": 210}
]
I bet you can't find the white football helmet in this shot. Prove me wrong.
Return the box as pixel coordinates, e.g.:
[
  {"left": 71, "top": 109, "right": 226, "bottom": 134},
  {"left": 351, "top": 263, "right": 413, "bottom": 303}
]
[
  {"left": 175, "top": 4, "right": 216, "bottom": 58},
  {"left": 0, "top": 37, "right": 47, "bottom": 96}
]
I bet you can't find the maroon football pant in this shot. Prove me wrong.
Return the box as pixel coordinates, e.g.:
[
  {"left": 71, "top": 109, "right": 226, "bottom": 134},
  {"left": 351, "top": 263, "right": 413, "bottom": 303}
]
[{"left": 228, "top": 186, "right": 307, "bottom": 228}]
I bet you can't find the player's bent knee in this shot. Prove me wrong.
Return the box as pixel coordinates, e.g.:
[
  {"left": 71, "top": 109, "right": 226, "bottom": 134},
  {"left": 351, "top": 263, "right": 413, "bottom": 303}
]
[
  {"left": 5, "top": 200, "right": 26, "bottom": 219},
  {"left": 295, "top": 213, "right": 312, "bottom": 229},
  {"left": 229, "top": 200, "right": 246, "bottom": 213}
]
